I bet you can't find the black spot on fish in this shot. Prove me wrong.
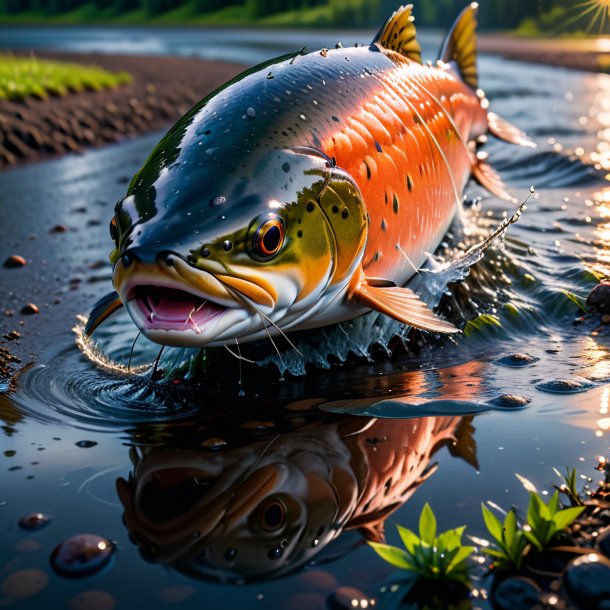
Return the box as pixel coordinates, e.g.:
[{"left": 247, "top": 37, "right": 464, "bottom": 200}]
[
  {"left": 407, "top": 175, "right": 413, "bottom": 192},
  {"left": 341, "top": 208, "right": 349, "bottom": 219},
  {"left": 202, "top": 248, "right": 210, "bottom": 258},
  {"left": 381, "top": 219, "right": 387, "bottom": 231},
  {"left": 306, "top": 201, "right": 315, "bottom": 213},
  {"left": 413, "top": 114, "right": 422, "bottom": 125},
  {"left": 332, "top": 205, "right": 339, "bottom": 214},
  {"left": 393, "top": 193, "right": 399, "bottom": 214},
  {"left": 384, "top": 191, "right": 388, "bottom": 205},
  {"left": 331, "top": 115, "right": 340, "bottom": 122},
  {"left": 297, "top": 230, "right": 303, "bottom": 238},
  {"left": 375, "top": 141, "right": 383, "bottom": 153},
  {"left": 223, "top": 240, "right": 233, "bottom": 252},
  {"left": 364, "top": 160, "right": 371, "bottom": 180},
  {"left": 374, "top": 251, "right": 380, "bottom": 262},
  {"left": 282, "top": 162, "right": 290, "bottom": 173}
]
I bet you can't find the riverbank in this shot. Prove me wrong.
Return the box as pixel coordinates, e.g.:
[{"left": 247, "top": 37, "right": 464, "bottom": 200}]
[{"left": 0, "top": 53, "right": 246, "bottom": 169}]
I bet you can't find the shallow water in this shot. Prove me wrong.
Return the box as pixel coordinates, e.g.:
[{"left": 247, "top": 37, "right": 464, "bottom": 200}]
[{"left": 1, "top": 31, "right": 610, "bottom": 610}]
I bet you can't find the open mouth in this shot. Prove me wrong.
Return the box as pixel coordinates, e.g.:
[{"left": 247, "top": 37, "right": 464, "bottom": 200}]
[
  {"left": 140, "top": 468, "right": 218, "bottom": 523},
  {"left": 132, "top": 285, "right": 226, "bottom": 334}
]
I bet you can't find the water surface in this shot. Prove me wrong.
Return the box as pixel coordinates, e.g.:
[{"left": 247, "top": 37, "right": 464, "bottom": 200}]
[{"left": 1, "top": 30, "right": 610, "bottom": 610}]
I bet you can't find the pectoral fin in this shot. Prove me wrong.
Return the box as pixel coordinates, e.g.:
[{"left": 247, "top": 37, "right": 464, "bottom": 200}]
[
  {"left": 350, "top": 272, "right": 459, "bottom": 334},
  {"left": 487, "top": 111, "right": 536, "bottom": 148},
  {"left": 85, "top": 291, "right": 123, "bottom": 336},
  {"left": 472, "top": 153, "right": 517, "bottom": 203}
]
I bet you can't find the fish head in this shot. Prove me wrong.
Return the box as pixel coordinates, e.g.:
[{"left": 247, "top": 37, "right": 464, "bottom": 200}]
[
  {"left": 117, "top": 426, "right": 360, "bottom": 582},
  {"left": 110, "top": 141, "right": 367, "bottom": 347}
]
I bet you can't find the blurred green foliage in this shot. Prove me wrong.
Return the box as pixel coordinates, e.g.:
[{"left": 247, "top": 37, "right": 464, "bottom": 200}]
[
  {"left": 0, "top": 54, "right": 131, "bottom": 101},
  {"left": 0, "top": 0, "right": 594, "bottom": 32}
]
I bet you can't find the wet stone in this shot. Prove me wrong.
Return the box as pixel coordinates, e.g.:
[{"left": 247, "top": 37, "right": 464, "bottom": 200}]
[
  {"left": 489, "top": 394, "right": 532, "bottom": 408},
  {"left": 21, "top": 303, "right": 39, "bottom": 315},
  {"left": 597, "top": 526, "right": 610, "bottom": 559},
  {"left": 0, "top": 568, "right": 49, "bottom": 599},
  {"left": 3, "top": 255, "right": 26, "bottom": 268},
  {"left": 49, "top": 224, "right": 69, "bottom": 234},
  {"left": 3, "top": 331, "right": 21, "bottom": 341},
  {"left": 51, "top": 533, "right": 114, "bottom": 577},
  {"left": 492, "top": 576, "right": 541, "bottom": 610},
  {"left": 563, "top": 552, "right": 610, "bottom": 609},
  {"left": 201, "top": 438, "right": 227, "bottom": 450},
  {"left": 495, "top": 353, "right": 539, "bottom": 367},
  {"left": 327, "top": 586, "right": 373, "bottom": 610},
  {"left": 587, "top": 280, "right": 610, "bottom": 312},
  {"left": 69, "top": 590, "right": 116, "bottom": 610},
  {"left": 18, "top": 511, "right": 51, "bottom": 530},
  {"left": 75, "top": 440, "right": 97, "bottom": 449},
  {"left": 536, "top": 378, "right": 594, "bottom": 394}
]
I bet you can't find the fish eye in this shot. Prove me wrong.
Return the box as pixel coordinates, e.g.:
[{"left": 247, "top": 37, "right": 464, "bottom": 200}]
[
  {"left": 256, "top": 496, "right": 287, "bottom": 532},
  {"left": 110, "top": 217, "right": 119, "bottom": 244},
  {"left": 252, "top": 216, "right": 285, "bottom": 260}
]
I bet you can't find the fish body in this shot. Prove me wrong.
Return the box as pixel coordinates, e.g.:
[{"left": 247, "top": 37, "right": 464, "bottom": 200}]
[{"left": 87, "top": 3, "right": 533, "bottom": 347}]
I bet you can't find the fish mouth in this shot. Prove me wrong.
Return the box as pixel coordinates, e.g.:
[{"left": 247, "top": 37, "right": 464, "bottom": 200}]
[
  {"left": 138, "top": 467, "right": 219, "bottom": 523},
  {"left": 131, "top": 285, "right": 227, "bottom": 334}
]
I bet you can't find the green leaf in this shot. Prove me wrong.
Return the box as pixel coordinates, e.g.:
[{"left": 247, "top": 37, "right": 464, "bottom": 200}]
[
  {"left": 437, "top": 526, "right": 465, "bottom": 551},
  {"left": 482, "top": 504, "right": 503, "bottom": 542},
  {"left": 396, "top": 524, "right": 420, "bottom": 554},
  {"left": 368, "top": 542, "right": 418, "bottom": 571},
  {"left": 523, "top": 530, "right": 543, "bottom": 552},
  {"left": 548, "top": 491, "right": 560, "bottom": 516},
  {"left": 552, "top": 506, "right": 585, "bottom": 531},
  {"left": 419, "top": 503, "right": 437, "bottom": 544},
  {"left": 531, "top": 492, "right": 551, "bottom": 521},
  {"left": 503, "top": 510, "right": 517, "bottom": 549},
  {"left": 447, "top": 545, "right": 475, "bottom": 572}
]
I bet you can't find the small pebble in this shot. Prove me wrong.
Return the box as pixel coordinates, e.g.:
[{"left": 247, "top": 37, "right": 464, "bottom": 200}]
[
  {"left": 159, "top": 585, "right": 196, "bottom": 603},
  {"left": 3, "top": 330, "right": 21, "bottom": 340},
  {"left": 201, "top": 438, "right": 227, "bottom": 450},
  {"left": 587, "top": 281, "right": 610, "bottom": 312},
  {"left": 327, "top": 586, "right": 372, "bottom": 610},
  {"left": 0, "top": 569, "right": 49, "bottom": 599},
  {"left": 536, "top": 378, "right": 594, "bottom": 394},
  {"left": 492, "top": 576, "right": 541, "bottom": 610},
  {"left": 597, "top": 526, "right": 610, "bottom": 559},
  {"left": 489, "top": 394, "right": 531, "bottom": 408},
  {"left": 602, "top": 314, "right": 610, "bottom": 325},
  {"left": 495, "top": 353, "right": 539, "bottom": 367},
  {"left": 563, "top": 552, "right": 610, "bottom": 608},
  {"left": 18, "top": 512, "right": 51, "bottom": 530},
  {"left": 3, "top": 255, "right": 26, "bottom": 268},
  {"left": 49, "top": 224, "right": 69, "bottom": 234},
  {"left": 69, "top": 590, "right": 116, "bottom": 610},
  {"left": 50, "top": 533, "right": 114, "bottom": 577},
  {"left": 21, "top": 303, "right": 39, "bottom": 315}
]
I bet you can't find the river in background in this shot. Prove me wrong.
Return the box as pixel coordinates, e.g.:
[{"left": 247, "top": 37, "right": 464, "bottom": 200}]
[{"left": 1, "top": 27, "right": 610, "bottom": 610}]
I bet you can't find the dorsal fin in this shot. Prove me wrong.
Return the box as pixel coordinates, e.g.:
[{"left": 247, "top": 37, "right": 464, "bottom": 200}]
[
  {"left": 439, "top": 2, "right": 479, "bottom": 90},
  {"left": 372, "top": 4, "right": 422, "bottom": 64}
]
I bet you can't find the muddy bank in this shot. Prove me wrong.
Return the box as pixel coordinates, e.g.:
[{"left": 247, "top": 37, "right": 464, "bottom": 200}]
[{"left": 0, "top": 52, "right": 246, "bottom": 169}]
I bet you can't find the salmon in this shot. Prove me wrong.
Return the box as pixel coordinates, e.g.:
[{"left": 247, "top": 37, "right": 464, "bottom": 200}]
[{"left": 86, "top": 2, "right": 534, "bottom": 348}]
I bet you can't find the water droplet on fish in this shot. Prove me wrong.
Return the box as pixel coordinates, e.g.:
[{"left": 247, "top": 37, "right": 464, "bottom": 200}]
[
  {"left": 50, "top": 534, "right": 114, "bottom": 577},
  {"left": 246, "top": 107, "right": 256, "bottom": 118},
  {"left": 299, "top": 113, "right": 307, "bottom": 121}
]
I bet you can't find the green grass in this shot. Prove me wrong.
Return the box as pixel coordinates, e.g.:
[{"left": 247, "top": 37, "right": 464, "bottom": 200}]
[{"left": 0, "top": 54, "right": 132, "bottom": 102}]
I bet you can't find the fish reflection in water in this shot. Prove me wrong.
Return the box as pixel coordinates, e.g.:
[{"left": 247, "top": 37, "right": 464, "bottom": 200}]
[{"left": 117, "top": 400, "right": 477, "bottom": 583}]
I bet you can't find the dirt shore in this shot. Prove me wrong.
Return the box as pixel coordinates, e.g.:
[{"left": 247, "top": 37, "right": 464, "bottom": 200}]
[
  {"left": 0, "top": 52, "right": 246, "bottom": 169},
  {"left": 0, "top": 36, "right": 606, "bottom": 170}
]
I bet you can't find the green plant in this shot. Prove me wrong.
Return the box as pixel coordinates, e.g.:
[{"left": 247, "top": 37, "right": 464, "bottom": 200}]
[
  {"left": 554, "top": 467, "right": 584, "bottom": 506},
  {"left": 481, "top": 505, "right": 528, "bottom": 569},
  {"left": 524, "top": 491, "right": 584, "bottom": 551},
  {"left": 369, "top": 504, "right": 474, "bottom": 585}
]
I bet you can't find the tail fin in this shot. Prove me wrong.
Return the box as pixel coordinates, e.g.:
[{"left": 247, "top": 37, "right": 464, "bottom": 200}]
[{"left": 439, "top": 2, "right": 479, "bottom": 90}]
